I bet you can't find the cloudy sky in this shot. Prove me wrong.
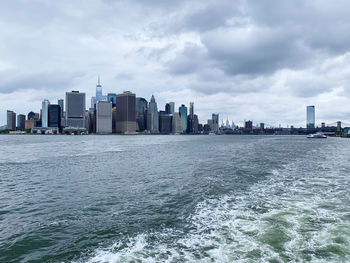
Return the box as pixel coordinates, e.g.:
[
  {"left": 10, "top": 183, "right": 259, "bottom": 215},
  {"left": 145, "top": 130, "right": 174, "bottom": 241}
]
[{"left": 1, "top": 0, "right": 350, "bottom": 127}]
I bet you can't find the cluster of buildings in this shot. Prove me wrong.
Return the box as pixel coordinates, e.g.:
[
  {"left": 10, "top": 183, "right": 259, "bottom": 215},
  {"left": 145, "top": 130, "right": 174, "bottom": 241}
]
[{"left": 4, "top": 78, "right": 220, "bottom": 135}]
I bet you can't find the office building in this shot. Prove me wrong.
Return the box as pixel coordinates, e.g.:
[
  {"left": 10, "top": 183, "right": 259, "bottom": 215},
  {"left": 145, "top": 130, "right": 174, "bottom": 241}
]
[
  {"left": 172, "top": 112, "right": 182, "bottom": 134},
  {"left": 7, "top": 110, "right": 16, "bottom": 130},
  {"left": 147, "top": 95, "right": 159, "bottom": 133},
  {"left": 165, "top": 103, "right": 172, "bottom": 114},
  {"left": 136, "top": 97, "right": 148, "bottom": 132},
  {"left": 212, "top": 113, "right": 219, "bottom": 133},
  {"left": 107, "top": 93, "right": 117, "bottom": 107},
  {"left": 193, "top": 114, "right": 199, "bottom": 133},
  {"left": 58, "top": 99, "right": 64, "bottom": 117},
  {"left": 187, "top": 102, "right": 194, "bottom": 133},
  {"left": 159, "top": 114, "right": 172, "bottom": 133},
  {"left": 96, "top": 101, "right": 112, "bottom": 134},
  {"left": 112, "top": 107, "right": 117, "bottom": 133},
  {"left": 116, "top": 91, "right": 136, "bottom": 133},
  {"left": 65, "top": 91, "right": 86, "bottom": 128},
  {"left": 91, "top": 96, "right": 96, "bottom": 109},
  {"left": 17, "top": 114, "right": 26, "bottom": 130},
  {"left": 48, "top": 104, "right": 61, "bottom": 132},
  {"left": 306, "top": 105, "right": 315, "bottom": 129},
  {"left": 179, "top": 104, "right": 188, "bottom": 133},
  {"left": 42, "top": 99, "right": 50, "bottom": 128}
]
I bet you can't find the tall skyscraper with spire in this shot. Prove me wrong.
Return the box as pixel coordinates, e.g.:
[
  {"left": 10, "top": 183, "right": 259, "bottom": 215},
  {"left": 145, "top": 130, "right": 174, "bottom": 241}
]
[
  {"left": 96, "top": 75, "right": 103, "bottom": 102},
  {"left": 147, "top": 95, "right": 159, "bottom": 133}
]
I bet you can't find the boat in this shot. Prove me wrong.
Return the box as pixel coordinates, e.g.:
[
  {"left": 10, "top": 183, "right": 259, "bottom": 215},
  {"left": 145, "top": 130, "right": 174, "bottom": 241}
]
[{"left": 307, "top": 133, "right": 327, "bottom": 139}]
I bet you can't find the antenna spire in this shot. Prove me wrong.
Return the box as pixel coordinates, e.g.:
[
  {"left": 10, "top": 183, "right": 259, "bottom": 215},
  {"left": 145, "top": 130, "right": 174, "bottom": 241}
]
[{"left": 98, "top": 75, "right": 101, "bottom": 86}]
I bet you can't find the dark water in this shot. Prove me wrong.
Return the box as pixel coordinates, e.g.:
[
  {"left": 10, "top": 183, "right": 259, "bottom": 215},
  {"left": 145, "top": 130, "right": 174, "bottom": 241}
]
[{"left": 0, "top": 135, "right": 350, "bottom": 262}]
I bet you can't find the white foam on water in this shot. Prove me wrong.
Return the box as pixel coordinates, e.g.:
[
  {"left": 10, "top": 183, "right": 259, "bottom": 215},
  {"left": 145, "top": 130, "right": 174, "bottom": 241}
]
[{"left": 77, "top": 141, "right": 350, "bottom": 263}]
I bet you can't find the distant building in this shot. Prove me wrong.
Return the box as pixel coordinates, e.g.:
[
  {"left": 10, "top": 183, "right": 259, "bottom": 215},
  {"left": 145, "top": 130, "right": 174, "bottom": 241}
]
[
  {"left": 321, "top": 122, "right": 326, "bottom": 129},
  {"left": 306, "top": 105, "right": 315, "bottom": 129},
  {"left": 58, "top": 99, "right": 64, "bottom": 117},
  {"left": 48, "top": 104, "right": 61, "bottom": 132},
  {"left": 107, "top": 93, "right": 117, "bottom": 107},
  {"left": 207, "top": 119, "right": 213, "bottom": 131},
  {"left": 245, "top": 120, "right": 253, "bottom": 131},
  {"left": 65, "top": 91, "right": 86, "bottom": 128},
  {"left": 136, "top": 97, "right": 148, "bottom": 132},
  {"left": 187, "top": 102, "right": 194, "bottom": 133},
  {"left": 169, "top": 102, "right": 175, "bottom": 114},
  {"left": 96, "top": 75, "right": 103, "bottom": 102},
  {"left": 260, "top": 123, "right": 265, "bottom": 131},
  {"left": 179, "top": 104, "right": 188, "bottom": 133},
  {"left": 212, "top": 113, "right": 219, "bottom": 133},
  {"left": 147, "top": 95, "right": 159, "bottom": 133},
  {"left": 91, "top": 96, "right": 96, "bottom": 109},
  {"left": 42, "top": 99, "right": 50, "bottom": 128},
  {"left": 193, "top": 114, "right": 199, "bottom": 133},
  {"left": 112, "top": 107, "right": 117, "bottom": 133},
  {"left": 172, "top": 112, "right": 182, "bottom": 133},
  {"left": 116, "top": 91, "right": 136, "bottom": 133},
  {"left": 159, "top": 114, "right": 172, "bottom": 133},
  {"left": 25, "top": 120, "right": 36, "bottom": 130},
  {"left": 96, "top": 101, "right": 112, "bottom": 134},
  {"left": 17, "top": 114, "right": 25, "bottom": 130},
  {"left": 7, "top": 110, "right": 16, "bottom": 130}
]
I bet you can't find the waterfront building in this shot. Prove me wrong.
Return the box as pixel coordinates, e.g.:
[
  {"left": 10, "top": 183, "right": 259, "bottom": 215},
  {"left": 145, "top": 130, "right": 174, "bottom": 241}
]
[
  {"left": 25, "top": 120, "right": 36, "bottom": 130},
  {"left": 159, "top": 114, "right": 172, "bottom": 133},
  {"left": 96, "top": 75, "right": 103, "bottom": 102},
  {"left": 65, "top": 91, "right": 86, "bottom": 128},
  {"left": 187, "top": 102, "right": 194, "bottom": 133},
  {"left": 306, "top": 105, "right": 315, "bottom": 129},
  {"left": 179, "top": 104, "right": 188, "bottom": 133},
  {"left": 17, "top": 114, "right": 25, "bottom": 130},
  {"left": 136, "top": 97, "right": 148, "bottom": 132},
  {"left": 212, "top": 113, "right": 219, "bottom": 133},
  {"left": 172, "top": 112, "right": 182, "bottom": 133},
  {"left": 96, "top": 101, "right": 112, "bottom": 134},
  {"left": 87, "top": 108, "right": 95, "bottom": 134},
  {"left": 42, "top": 99, "right": 50, "bottom": 128},
  {"left": 7, "top": 110, "right": 16, "bottom": 130},
  {"left": 165, "top": 103, "right": 171, "bottom": 114},
  {"left": 107, "top": 93, "right": 117, "bottom": 107},
  {"left": 58, "top": 99, "right": 64, "bottom": 117},
  {"left": 48, "top": 104, "right": 61, "bottom": 132},
  {"left": 260, "top": 123, "right": 265, "bottom": 131},
  {"left": 116, "top": 91, "right": 137, "bottom": 133},
  {"left": 147, "top": 95, "right": 159, "bottom": 133},
  {"left": 321, "top": 122, "right": 326, "bottom": 129}
]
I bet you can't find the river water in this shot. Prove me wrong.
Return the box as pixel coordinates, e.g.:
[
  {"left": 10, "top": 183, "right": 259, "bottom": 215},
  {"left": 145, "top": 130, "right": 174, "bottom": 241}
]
[{"left": 0, "top": 135, "right": 349, "bottom": 262}]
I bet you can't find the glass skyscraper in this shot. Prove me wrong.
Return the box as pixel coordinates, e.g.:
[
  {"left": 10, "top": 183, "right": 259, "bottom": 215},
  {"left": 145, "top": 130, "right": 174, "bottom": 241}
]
[
  {"left": 306, "top": 105, "right": 315, "bottom": 129},
  {"left": 41, "top": 99, "right": 50, "bottom": 128},
  {"left": 179, "top": 104, "right": 188, "bottom": 133}
]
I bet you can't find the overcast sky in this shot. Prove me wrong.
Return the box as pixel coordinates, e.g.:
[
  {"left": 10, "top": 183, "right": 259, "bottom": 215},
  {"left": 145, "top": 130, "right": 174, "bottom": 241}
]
[{"left": 1, "top": 0, "right": 350, "bottom": 127}]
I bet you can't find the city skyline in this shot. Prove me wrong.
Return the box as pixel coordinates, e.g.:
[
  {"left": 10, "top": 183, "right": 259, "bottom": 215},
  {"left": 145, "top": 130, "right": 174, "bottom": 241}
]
[{"left": 1, "top": 1, "right": 350, "bottom": 126}]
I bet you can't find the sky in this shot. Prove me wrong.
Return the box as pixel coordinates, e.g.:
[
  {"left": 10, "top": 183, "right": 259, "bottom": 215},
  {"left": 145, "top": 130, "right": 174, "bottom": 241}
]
[{"left": 1, "top": 0, "right": 350, "bottom": 127}]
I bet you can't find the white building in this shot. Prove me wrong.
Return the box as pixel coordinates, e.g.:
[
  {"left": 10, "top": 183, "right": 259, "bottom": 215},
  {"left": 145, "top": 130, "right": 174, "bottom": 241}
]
[{"left": 96, "top": 101, "right": 112, "bottom": 134}]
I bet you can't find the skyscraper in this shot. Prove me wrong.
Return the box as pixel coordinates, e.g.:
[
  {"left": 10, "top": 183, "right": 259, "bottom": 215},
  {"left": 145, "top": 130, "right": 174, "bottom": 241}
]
[
  {"left": 96, "top": 75, "right": 103, "bottom": 102},
  {"left": 6, "top": 110, "right": 16, "bottom": 130},
  {"left": 116, "top": 91, "right": 136, "bottom": 133},
  {"left": 48, "top": 104, "right": 61, "bottom": 132},
  {"left": 169, "top": 102, "right": 175, "bottom": 114},
  {"left": 136, "top": 97, "right": 148, "bottom": 132},
  {"left": 212, "top": 113, "right": 219, "bottom": 133},
  {"left": 17, "top": 114, "right": 25, "bottom": 130},
  {"left": 179, "top": 104, "right": 188, "bottom": 133},
  {"left": 188, "top": 102, "right": 194, "bottom": 133},
  {"left": 96, "top": 101, "right": 112, "bottom": 134},
  {"left": 107, "top": 93, "right": 117, "bottom": 107},
  {"left": 91, "top": 96, "right": 96, "bottom": 109},
  {"left": 172, "top": 112, "right": 182, "bottom": 133},
  {"left": 65, "top": 91, "right": 86, "bottom": 128},
  {"left": 159, "top": 114, "right": 172, "bottom": 133},
  {"left": 306, "top": 105, "right": 315, "bottom": 129},
  {"left": 41, "top": 99, "right": 50, "bottom": 128},
  {"left": 58, "top": 99, "right": 64, "bottom": 117},
  {"left": 147, "top": 95, "right": 159, "bottom": 133}
]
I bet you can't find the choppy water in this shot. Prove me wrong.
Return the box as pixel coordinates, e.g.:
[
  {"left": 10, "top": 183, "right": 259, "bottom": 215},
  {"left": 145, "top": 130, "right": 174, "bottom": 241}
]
[{"left": 0, "top": 135, "right": 350, "bottom": 263}]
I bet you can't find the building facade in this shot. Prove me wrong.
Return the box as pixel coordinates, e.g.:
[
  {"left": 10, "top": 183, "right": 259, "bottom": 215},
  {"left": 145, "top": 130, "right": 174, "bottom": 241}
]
[
  {"left": 116, "top": 91, "right": 137, "bottom": 133},
  {"left": 136, "top": 97, "right": 148, "bottom": 132},
  {"left": 96, "top": 101, "right": 112, "bottom": 134},
  {"left": 17, "top": 114, "right": 25, "bottom": 130},
  {"left": 65, "top": 91, "right": 86, "bottom": 128},
  {"left": 212, "top": 113, "right": 219, "bottom": 133},
  {"left": 147, "top": 95, "right": 159, "bottom": 133},
  {"left": 179, "top": 104, "right": 188, "bottom": 133},
  {"left": 41, "top": 99, "right": 50, "bottom": 128},
  {"left": 48, "top": 104, "right": 61, "bottom": 132},
  {"left": 172, "top": 112, "right": 182, "bottom": 133},
  {"left": 306, "top": 105, "right": 315, "bottom": 129},
  {"left": 107, "top": 93, "right": 117, "bottom": 107},
  {"left": 7, "top": 110, "right": 16, "bottom": 130}
]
